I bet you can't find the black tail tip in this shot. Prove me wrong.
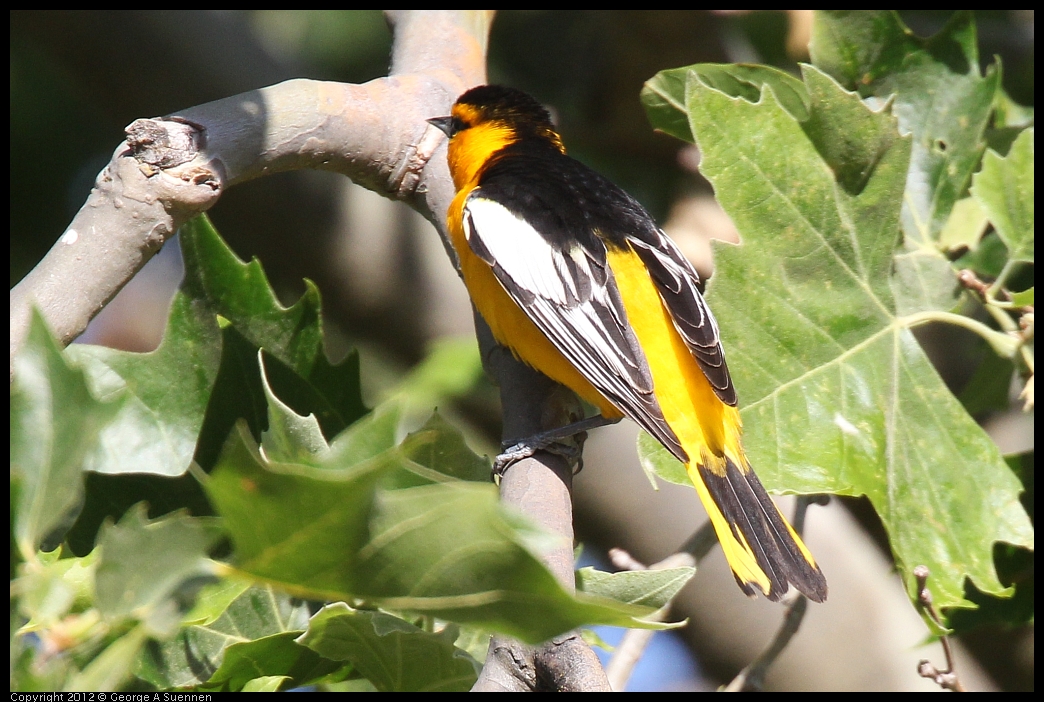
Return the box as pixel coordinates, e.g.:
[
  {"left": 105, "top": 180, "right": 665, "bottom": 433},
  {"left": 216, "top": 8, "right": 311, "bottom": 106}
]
[
  {"left": 797, "top": 574, "right": 828, "bottom": 603},
  {"left": 737, "top": 570, "right": 828, "bottom": 603}
]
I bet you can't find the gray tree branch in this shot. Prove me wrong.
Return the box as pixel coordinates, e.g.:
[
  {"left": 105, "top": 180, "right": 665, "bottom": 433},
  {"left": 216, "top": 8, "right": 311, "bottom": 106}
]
[
  {"left": 9, "top": 8, "right": 609, "bottom": 691},
  {"left": 10, "top": 11, "right": 481, "bottom": 362}
]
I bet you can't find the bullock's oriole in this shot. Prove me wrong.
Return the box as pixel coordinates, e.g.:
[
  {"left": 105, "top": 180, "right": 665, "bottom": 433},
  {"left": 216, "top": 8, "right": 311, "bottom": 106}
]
[{"left": 429, "top": 85, "right": 826, "bottom": 602}]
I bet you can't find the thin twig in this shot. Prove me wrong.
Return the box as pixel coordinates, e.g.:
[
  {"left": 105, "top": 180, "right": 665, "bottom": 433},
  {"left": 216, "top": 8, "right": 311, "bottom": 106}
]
[
  {"left": 956, "top": 269, "right": 1035, "bottom": 407},
  {"left": 722, "top": 495, "right": 822, "bottom": 692},
  {"left": 914, "top": 565, "right": 966, "bottom": 692},
  {"left": 724, "top": 594, "right": 807, "bottom": 691},
  {"left": 607, "top": 495, "right": 826, "bottom": 691}
]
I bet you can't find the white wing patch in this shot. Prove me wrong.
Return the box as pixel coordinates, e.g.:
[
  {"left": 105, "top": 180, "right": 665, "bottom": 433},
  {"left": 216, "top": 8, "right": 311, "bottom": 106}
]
[
  {"left": 464, "top": 196, "right": 574, "bottom": 304},
  {"left": 463, "top": 194, "right": 685, "bottom": 459}
]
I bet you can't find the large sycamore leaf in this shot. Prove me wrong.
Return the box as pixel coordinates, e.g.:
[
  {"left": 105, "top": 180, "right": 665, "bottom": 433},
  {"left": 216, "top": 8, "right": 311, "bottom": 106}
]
[
  {"left": 809, "top": 11, "right": 1003, "bottom": 319},
  {"left": 642, "top": 63, "right": 810, "bottom": 143},
  {"left": 61, "top": 215, "right": 366, "bottom": 554},
  {"left": 65, "top": 238, "right": 223, "bottom": 478},
  {"left": 641, "top": 62, "right": 1032, "bottom": 613}
]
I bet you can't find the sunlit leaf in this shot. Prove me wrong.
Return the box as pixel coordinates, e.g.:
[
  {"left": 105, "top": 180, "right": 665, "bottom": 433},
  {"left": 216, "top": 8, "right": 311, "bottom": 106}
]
[
  {"left": 642, "top": 63, "right": 810, "bottom": 143},
  {"left": 65, "top": 214, "right": 366, "bottom": 479},
  {"left": 971, "top": 128, "right": 1034, "bottom": 264},
  {"left": 810, "top": 11, "right": 999, "bottom": 246},
  {"left": 299, "top": 603, "right": 479, "bottom": 692},
  {"left": 66, "top": 273, "right": 222, "bottom": 478},
  {"left": 939, "top": 197, "right": 990, "bottom": 253},
  {"left": 640, "top": 57, "right": 1033, "bottom": 614},
  {"left": 394, "top": 411, "right": 492, "bottom": 486},
  {"left": 575, "top": 566, "right": 695, "bottom": 610},
  {"left": 259, "top": 351, "right": 330, "bottom": 465}
]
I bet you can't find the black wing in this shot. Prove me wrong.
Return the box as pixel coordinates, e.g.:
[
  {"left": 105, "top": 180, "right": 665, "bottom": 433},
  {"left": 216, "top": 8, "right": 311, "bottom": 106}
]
[
  {"left": 462, "top": 191, "right": 687, "bottom": 461},
  {"left": 625, "top": 228, "right": 736, "bottom": 406}
]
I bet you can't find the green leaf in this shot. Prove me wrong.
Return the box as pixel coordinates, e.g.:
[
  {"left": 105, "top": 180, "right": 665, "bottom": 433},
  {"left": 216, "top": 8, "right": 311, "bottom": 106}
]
[
  {"left": 181, "top": 576, "right": 253, "bottom": 627},
  {"left": 947, "top": 543, "right": 1034, "bottom": 630},
  {"left": 259, "top": 350, "right": 330, "bottom": 465},
  {"left": 59, "top": 215, "right": 368, "bottom": 556},
  {"left": 16, "top": 548, "right": 98, "bottom": 632},
  {"left": 939, "top": 197, "right": 990, "bottom": 253},
  {"left": 354, "top": 483, "right": 666, "bottom": 640},
  {"left": 207, "top": 633, "right": 341, "bottom": 692},
  {"left": 395, "top": 411, "right": 492, "bottom": 486},
  {"left": 575, "top": 566, "right": 695, "bottom": 610},
  {"left": 66, "top": 281, "right": 222, "bottom": 478},
  {"left": 241, "top": 676, "right": 290, "bottom": 692},
  {"left": 942, "top": 453, "right": 1032, "bottom": 629},
  {"left": 643, "top": 63, "right": 809, "bottom": 144},
  {"left": 178, "top": 216, "right": 366, "bottom": 441},
  {"left": 94, "top": 506, "right": 216, "bottom": 628},
  {"left": 637, "top": 431, "right": 687, "bottom": 488},
  {"left": 136, "top": 584, "right": 314, "bottom": 689},
  {"left": 11, "top": 310, "right": 119, "bottom": 558},
  {"left": 660, "top": 60, "right": 1033, "bottom": 614},
  {"left": 810, "top": 11, "right": 1000, "bottom": 246},
  {"left": 64, "top": 213, "right": 366, "bottom": 479},
  {"left": 204, "top": 422, "right": 391, "bottom": 599},
  {"left": 299, "top": 603, "right": 480, "bottom": 692},
  {"left": 971, "top": 128, "right": 1034, "bottom": 264},
  {"left": 891, "top": 244, "right": 962, "bottom": 316},
  {"left": 65, "top": 471, "right": 216, "bottom": 561},
  {"left": 206, "top": 423, "right": 669, "bottom": 643},
  {"left": 1010, "top": 287, "right": 1033, "bottom": 307},
  {"left": 192, "top": 322, "right": 269, "bottom": 472},
  {"left": 992, "top": 88, "right": 1034, "bottom": 130},
  {"left": 953, "top": 230, "right": 1010, "bottom": 279},
  {"left": 325, "top": 400, "right": 402, "bottom": 470}
]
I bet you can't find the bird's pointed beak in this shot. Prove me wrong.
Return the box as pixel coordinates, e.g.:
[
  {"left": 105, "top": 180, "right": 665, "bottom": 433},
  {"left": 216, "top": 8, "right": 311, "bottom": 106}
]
[{"left": 428, "top": 116, "right": 454, "bottom": 137}]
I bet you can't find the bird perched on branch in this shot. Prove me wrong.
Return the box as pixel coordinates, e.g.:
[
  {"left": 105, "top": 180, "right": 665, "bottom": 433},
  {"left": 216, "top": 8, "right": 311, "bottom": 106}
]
[{"left": 429, "top": 85, "right": 826, "bottom": 603}]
